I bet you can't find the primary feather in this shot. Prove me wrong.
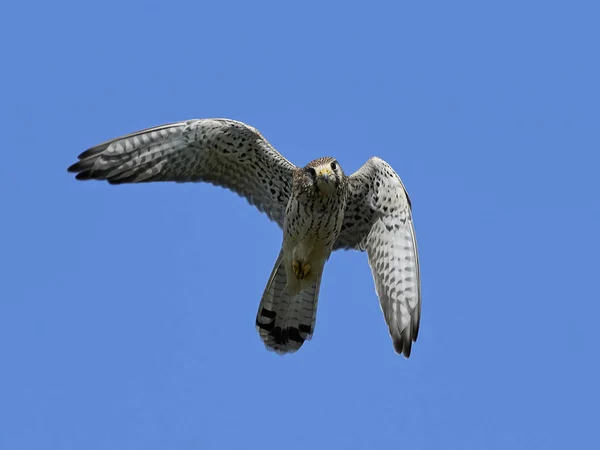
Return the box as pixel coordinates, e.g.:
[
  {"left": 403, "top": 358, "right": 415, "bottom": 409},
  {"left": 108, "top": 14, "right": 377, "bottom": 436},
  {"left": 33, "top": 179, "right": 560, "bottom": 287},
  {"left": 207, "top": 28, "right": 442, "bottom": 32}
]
[
  {"left": 336, "top": 157, "right": 421, "bottom": 357},
  {"left": 68, "top": 118, "right": 295, "bottom": 226}
]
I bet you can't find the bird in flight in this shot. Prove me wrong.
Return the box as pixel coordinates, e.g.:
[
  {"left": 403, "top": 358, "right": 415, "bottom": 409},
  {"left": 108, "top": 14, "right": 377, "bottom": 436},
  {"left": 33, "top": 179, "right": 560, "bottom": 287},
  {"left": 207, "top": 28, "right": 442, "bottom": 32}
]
[{"left": 67, "top": 118, "right": 421, "bottom": 356}]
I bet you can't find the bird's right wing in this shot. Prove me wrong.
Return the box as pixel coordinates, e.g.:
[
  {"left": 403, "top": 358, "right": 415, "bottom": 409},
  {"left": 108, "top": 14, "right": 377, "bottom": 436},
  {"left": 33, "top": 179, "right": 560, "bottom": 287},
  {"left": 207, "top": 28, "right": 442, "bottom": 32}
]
[{"left": 67, "top": 118, "right": 297, "bottom": 227}]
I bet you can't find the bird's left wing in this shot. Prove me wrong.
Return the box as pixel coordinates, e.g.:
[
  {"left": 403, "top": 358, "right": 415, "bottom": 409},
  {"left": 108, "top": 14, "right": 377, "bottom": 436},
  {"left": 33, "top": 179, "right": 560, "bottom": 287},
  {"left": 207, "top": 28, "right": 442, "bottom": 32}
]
[
  {"left": 334, "top": 157, "right": 421, "bottom": 357},
  {"left": 67, "top": 118, "right": 296, "bottom": 227}
]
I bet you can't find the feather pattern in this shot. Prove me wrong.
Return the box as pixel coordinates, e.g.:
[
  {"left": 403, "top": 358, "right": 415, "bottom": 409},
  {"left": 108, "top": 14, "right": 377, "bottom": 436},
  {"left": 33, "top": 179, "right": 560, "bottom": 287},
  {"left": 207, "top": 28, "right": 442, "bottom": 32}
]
[
  {"left": 335, "top": 157, "right": 421, "bottom": 357},
  {"left": 256, "top": 250, "right": 322, "bottom": 353},
  {"left": 68, "top": 119, "right": 421, "bottom": 356},
  {"left": 67, "top": 119, "right": 296, "bottom": 227}
]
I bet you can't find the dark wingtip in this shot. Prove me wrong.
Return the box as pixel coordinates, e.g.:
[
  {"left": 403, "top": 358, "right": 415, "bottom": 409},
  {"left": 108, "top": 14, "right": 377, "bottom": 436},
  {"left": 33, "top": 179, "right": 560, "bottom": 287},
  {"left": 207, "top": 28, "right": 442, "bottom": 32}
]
[
  {"left": 67, "top": 161, "right": 84, "bottom": 173},
  {"left": 77, "top": 146, "right": 105, "bottom": 160},
  {"left": 393, "top": 337, "right": 412, "bottom": 358},
  {"left": 68, "top": 145, "right": 107, "bottom": 175},
  {"left": 412, "top": 322, "right": 420, "bottom": 342},
  {"left": 74, "top": 171, "right": 93, "bottom": 180}
]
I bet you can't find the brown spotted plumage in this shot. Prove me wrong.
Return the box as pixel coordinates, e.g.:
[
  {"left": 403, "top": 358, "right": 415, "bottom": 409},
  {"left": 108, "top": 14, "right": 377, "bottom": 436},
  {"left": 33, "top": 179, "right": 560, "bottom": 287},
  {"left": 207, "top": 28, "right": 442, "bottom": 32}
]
[{"left": 67, "top": 118, "right": 421, "bottom": 357}]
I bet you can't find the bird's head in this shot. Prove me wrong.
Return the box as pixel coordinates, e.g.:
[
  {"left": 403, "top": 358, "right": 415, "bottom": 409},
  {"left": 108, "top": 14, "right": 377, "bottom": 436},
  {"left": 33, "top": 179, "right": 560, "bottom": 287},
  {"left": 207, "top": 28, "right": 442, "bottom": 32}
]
[{"left": 300, "top": 157, "right": 345, "bottom": 196}]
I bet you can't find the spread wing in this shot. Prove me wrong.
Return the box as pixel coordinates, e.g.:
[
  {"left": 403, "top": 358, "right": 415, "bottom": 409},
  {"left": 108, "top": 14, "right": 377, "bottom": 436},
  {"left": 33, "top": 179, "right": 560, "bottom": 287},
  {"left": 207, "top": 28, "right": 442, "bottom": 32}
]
[
  {"left": 67, "top": 118, "right": 296, "bottom": 227},
  {"left": 335, "top": 157, "right": 421, "bottom": 357}
]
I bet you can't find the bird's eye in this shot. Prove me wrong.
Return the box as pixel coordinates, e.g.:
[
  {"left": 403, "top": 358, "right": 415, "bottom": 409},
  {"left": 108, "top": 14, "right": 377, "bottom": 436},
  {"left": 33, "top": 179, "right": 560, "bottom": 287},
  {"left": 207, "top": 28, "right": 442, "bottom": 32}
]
[
  {"left": 307, "top": 167, "right": 317, "bottom": 178},
  {"left": 331, "top": 162, "right": 337, "bottom": 171}
]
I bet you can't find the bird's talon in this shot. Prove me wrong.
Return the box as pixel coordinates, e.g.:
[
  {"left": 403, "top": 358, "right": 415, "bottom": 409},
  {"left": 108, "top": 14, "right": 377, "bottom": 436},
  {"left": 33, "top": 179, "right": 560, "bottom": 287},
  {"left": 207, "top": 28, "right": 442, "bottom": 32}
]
[
  {"left": 301, "top": 263, "right": 311, "bottom": 278},
  {"left": 292, "top": 260, "right": 311, "bottom": 280}
]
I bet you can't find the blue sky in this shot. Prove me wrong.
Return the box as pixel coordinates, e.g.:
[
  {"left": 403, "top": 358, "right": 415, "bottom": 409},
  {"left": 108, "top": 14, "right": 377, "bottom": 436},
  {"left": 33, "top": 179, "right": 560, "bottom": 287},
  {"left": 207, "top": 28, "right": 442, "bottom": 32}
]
[{"left": 1, "top": 1, "right": 599, "bottom": 448}]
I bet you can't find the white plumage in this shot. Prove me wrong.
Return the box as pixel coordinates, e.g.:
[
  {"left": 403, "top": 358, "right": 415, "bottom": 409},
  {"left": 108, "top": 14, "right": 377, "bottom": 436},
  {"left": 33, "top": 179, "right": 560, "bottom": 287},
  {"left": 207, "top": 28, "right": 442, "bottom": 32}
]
[{"left": 68, "top": 119, "right": 421, "bottom": 357}]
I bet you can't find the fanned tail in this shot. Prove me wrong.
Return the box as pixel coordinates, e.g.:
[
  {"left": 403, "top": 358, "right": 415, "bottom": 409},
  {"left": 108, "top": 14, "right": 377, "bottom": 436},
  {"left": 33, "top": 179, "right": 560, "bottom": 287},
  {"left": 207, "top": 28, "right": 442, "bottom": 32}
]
[{"left": 255, "top": 250, "right": 322, "bottom": 354}]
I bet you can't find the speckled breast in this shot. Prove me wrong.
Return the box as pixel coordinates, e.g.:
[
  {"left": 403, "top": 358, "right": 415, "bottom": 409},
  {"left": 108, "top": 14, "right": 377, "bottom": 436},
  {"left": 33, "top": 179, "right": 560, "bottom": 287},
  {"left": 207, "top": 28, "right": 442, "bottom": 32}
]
[{"left": 284, "top": 190, "right": 348, "bottom": 251}]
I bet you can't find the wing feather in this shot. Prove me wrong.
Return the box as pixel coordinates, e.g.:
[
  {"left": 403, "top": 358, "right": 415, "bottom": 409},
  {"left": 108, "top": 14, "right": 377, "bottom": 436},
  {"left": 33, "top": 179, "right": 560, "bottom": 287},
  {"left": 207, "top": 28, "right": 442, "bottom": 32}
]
[
  {"left": 335, "top": 157, "right": 421, "bottom": 357},
  {"left": 67, "top": 118, "right": 296, "bottom": 226}
]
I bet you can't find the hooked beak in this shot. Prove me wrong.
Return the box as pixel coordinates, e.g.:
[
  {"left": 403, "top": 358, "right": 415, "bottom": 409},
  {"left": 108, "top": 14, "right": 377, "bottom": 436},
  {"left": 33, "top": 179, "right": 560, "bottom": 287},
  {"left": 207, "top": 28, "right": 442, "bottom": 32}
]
[
  {"left": 314, "top": 165, "right": 336, "bottom": 194},
  {"left": 317, "top": 167, "right": 333, "bottom": 178}
]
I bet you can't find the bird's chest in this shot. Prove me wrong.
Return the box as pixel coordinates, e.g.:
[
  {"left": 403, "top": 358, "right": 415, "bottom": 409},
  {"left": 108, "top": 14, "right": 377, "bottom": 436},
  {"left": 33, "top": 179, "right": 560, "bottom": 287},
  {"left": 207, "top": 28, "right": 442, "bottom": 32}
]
[{"left": 284, "top": 194, "right": 345, "bottom": 245}]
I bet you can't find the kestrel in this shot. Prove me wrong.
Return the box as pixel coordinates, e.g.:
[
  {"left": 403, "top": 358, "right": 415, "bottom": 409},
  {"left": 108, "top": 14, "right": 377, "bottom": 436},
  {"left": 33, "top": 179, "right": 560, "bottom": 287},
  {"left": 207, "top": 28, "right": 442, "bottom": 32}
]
[{"left": 67, "top": 118, "right": 421, "bottom": 356}]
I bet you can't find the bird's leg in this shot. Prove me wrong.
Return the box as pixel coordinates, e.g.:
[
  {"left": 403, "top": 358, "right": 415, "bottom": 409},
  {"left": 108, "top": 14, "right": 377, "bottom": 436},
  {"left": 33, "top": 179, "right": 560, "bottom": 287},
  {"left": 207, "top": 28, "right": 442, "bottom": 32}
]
[{"left": 292, "top": 260, "right": 311, "bottom": 280}]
